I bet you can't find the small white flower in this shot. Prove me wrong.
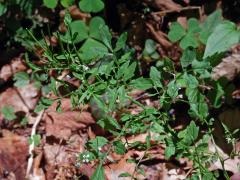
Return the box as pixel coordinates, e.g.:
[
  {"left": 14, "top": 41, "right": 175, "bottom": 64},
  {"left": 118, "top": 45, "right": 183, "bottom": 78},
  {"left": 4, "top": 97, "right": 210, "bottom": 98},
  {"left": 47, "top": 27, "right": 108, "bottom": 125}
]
[
  {"left": 98, "top": 147, "right": 102, "bottom": 151},
  {"left": 86, "top": 154, "right": 90, "bottom": 158}
]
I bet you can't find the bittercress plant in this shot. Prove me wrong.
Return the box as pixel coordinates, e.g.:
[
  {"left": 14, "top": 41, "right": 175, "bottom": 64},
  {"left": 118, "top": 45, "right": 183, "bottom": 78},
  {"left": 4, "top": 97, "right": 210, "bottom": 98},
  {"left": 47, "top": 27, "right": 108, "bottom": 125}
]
[{"left": 22, "top": 6, "right": 240, "bottom": 180}]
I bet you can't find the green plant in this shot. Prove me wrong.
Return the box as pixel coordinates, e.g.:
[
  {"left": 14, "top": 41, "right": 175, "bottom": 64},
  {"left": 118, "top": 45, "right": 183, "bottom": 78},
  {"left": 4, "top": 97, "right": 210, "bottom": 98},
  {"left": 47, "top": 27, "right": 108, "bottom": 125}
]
[{"left": 25, "top": 6, "right": 240, "bottom": 180}]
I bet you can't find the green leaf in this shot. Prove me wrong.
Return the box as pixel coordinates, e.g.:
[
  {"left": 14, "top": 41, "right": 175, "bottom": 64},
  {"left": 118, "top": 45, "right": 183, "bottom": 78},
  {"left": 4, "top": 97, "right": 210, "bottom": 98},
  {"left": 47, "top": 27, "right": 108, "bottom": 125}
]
[
  {"left": 130, "top": 78, "right": 153, "bottom": 90},
  {"left": 99, "top": 25, "right": 112, "bottom": 51},
  {"left": 187, "top": 121, "right": 199, "bottom": 142},
  {"left": 63, "top": 20, "right": 88, "bottom": 43},
  {"left": 192, "top": 59, "right": 211, "bottom": 79},
  {"left": 123, "top": 62, "right": 136, "bottom": 81},
  {"left": 114, "top": 32, "right": 128, "bottom": 52},
  {"left": 113, "top": 141, "right": 126, "bottom": 155},
  {"left": 91, "top": 164, "right": 105, "bottom": 180},
  {"left": 28, "top": 134, "right": 41, "bottom": 147},
  {"left": 1, "top": 106, "right": 16, "bottom": 121},
  {"left": 117, "top": 61, "right": 129, "bottom": 79},
  {"left": 79, "top": 0, "right": 104, "bottom": 13},
  {"left": 60, "top": 0, "right": 74, "bottom": 7},
  {"left": 150, "top": 66, "right": 162, "bottom": 88},
  {"left": 143, "top": 39, "right": 157, "bottom": 54},
  {"left": 89, "top": 16, "right": 106, "bottom": 40},
  {"left": 183, "top": 73, "right": 199, "bottom": 89},
  {"left": 13, "top": 72, "right": 30, "bottom": 88},
  {"left": 0, "top": 3, "right": 7, "bottom": 16},
  {"left": 204, "top": 21, "right": 240, "bottom": 58},
  {"left": 208, "top": 82, "right": 224, "bottom": 108},
  {"left": 43, "top": 0, "right": 58, "bottom": 8},
  {"left": 167, "top": 80, "right": 179, "bottom": 98},
  {"left": 89, "top": 136, "right": 108, "bottom": 150},
  {"left": 186, "top": 88, "right": 209, "bottom": 120},
  {"left": 180, "top": 48, "right": 196, "bottom": 68},
  {"left": 79, "top": 38, "right": 108, "bottom": 63},
  {"left": 119, "top": 172, "right": 131, "bottom": 177},
  {"left": 178, "top": 121, "right": 199, "bottom": 146},
  {"left": 180, "top": 32, "right": 199, "bottom": 49},
  {"left": 188, "top": 18, "right": 201, "bottom": 33},
  {"left": 165, "top": 145, "right": 175, "bottom": 159},
  {"left": 200, "top": 10, "right": 222, "bottom": 44},
  {"left": 34, "top": 97, "right": 54, "bottom": 112},
  {"left": 168, "top": 22, "right": 186, "bottom": 42}
]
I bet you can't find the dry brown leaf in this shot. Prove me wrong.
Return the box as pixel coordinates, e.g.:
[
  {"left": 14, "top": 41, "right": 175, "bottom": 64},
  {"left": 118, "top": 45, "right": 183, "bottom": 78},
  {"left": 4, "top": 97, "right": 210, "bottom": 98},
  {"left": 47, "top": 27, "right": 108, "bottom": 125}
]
[
  {"left": 0, "top": 57, "right": 27, "bottom": 82},
  {"left": 29, "top": 152, "right": 46, "bottom": 180},
  {"left": 145, "top": 0, "right": 182, "bottom": 11},
  {"left": 45, "top": 111, "right": 95, "bottom": 140},
  {"left": 208, "top": 136, "right": 240, "bottom": 174},
  {"left": 212, "top": 54, "right": 240, "bottom": 81},
  {"left": 0, "top": 84, "right": 39, "bottom": 123},
  {"left": 0, "top": 130, "right": 28, "bottom": 179},
  {"left": 105, "top": 150, "right": 144, "bottom": 180}
]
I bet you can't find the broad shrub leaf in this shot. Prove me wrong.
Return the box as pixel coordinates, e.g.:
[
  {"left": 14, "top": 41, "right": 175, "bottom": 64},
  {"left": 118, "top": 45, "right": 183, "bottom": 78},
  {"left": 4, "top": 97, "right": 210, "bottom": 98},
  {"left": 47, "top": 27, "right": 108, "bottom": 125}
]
[
  {"left": 79, "top": 0, "right": 104, "bottom": 13},
  {"left": 180, "top": 48, "right": 196, "bottom": 68},
  {"left": 204, "top": 21, "right": 240, "bottom": 58}
]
